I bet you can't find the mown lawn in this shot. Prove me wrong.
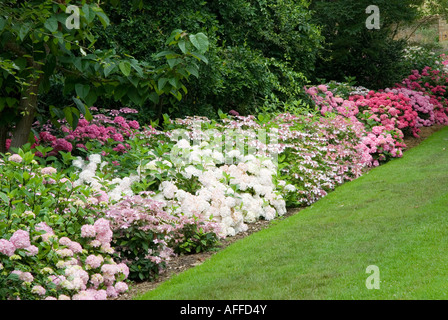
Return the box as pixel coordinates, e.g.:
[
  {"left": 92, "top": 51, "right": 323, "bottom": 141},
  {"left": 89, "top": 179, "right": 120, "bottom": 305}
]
[{"left": 138, "top": 126, "right": 448, "bottom": 300}]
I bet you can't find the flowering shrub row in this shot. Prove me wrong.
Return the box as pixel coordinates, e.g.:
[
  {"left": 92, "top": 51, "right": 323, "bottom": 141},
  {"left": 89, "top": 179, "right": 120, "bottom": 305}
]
[
  {"left": 0, "top": 151, "right": 129, "bottom": 300},
  {"left": 1, "top": 53, "right": 447, "bottom": 300},
  {"left": 305, "top": 54, "right": 448, "bottom": 166}
]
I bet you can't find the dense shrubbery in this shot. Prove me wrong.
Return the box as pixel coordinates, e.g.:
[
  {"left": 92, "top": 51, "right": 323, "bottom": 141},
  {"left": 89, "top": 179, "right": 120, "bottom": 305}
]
[
  {"left": 79, "top": 0, "right": 322, "bottom": 119},
  {"left": 310, "top": 0, "right": 424, "bottom": 90},
  {"left": 1, "top": 0, "right": 448, "bottom": 301},
  {"left": 306, "top": 53, "right": 448, "bottom": 166},
  {"left": 1, "top": 53, "right": 448, "bottom": 299}
]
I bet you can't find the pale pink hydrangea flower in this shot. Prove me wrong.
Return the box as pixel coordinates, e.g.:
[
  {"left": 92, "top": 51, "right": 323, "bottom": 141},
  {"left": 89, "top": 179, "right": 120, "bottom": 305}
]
[
  {"left": 40, "top": 167, "right": 57, "bottom": 175},
  {"left": 72, "top": 290, "right": 95, "bottom": 300},
  {"left": 68, "top": 241, "right": 83, "bottom": 254},
  {"left": 117, "top": 263, "right": 130, "bottom": 279},
  {"left": 92, "top": 289, "right": 107, "bottom": 300},
  {"left": 90, "top": 273, "right": 104, "bottom": 288},
  {"left": 89, "top": 240, "right": 102, "bottom": 247},
  {"left": 59, "top": 237, "right": 72, "bottom": 246},
  {"left": 35, "top": 222, "right": 55, "bottom": 242},
  {"left": 106, "top": 285, "right": 118, "bottom": 298},
  {"left": 24, "top": 245, "right": 39, "bottom": 256},
  {"left": 12, "top": 271, "right": 34, "bottom": 283},
  {"left": 31, "top": 285, "right": 46, "bottom": 296},
  {"left": 81, "top": 225, "right": 96, "bottom": 238},
  {"left": 115, "top": 282, "right": 128, "bottom": 294},
  {"left": 94, "top": 218, "right": 113, "bottom": 244},
  {"left": 56, "top": 248, "right": 74, "bottom": 258},
  {"left": 95, "top": 190, "right": 109, "bottom": 203},
  {"left": 85, "top": 254, "right": 104, "bottom": 269},
  {"left": 8, "top": 154, "right": 23, "bottom": 163},
  {"left": 100, "top": 242, "right": 114, "bottom": 254},
  {"left": 0, "top": 239, "right": 16, "bottom": 257}
]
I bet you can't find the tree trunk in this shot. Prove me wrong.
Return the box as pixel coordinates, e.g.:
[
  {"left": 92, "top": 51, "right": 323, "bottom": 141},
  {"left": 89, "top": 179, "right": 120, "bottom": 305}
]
[
  {"left": 10, "top": 108, "right": 37, "bottom": 150},
  {"left": 10, "top": 78, "right": 41, "bottom": 150},
  {"left": 4, "top": 41, "right": 43, "bottom": 151},
  {"left": 0, "top": 126, "right": 7, "bottom": 154}
]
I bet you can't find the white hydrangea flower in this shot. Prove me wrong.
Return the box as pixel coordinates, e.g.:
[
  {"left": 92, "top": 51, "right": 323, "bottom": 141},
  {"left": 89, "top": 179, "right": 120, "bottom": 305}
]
[
  {"left": 89, "top": 154, "right": 102, "bottom": 164},
  {"left": 176, "top": 139, "right": 191, "bottom": 149},
  {"left": 161, "top": 181, "right": 178, "bottom": 199}
]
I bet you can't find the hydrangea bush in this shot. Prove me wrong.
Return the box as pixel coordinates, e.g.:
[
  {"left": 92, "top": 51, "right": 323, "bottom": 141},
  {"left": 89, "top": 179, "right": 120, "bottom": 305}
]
[
  {"left": 0, "top": 150, "right": 129, "bottom": 300},
  {"left": 1, "top": 53, "right": 447, "bottom": 300}
]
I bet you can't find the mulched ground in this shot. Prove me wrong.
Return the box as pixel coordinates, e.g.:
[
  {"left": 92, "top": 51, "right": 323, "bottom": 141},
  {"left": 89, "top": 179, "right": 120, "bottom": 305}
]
[{"left": 113, "top": 124, "right": 446, "bottom": 300}]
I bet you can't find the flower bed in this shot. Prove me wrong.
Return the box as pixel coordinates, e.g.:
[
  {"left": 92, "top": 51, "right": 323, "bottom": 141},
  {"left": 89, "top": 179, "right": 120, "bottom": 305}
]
[{"left": 1, "top": 55, "right": 447, "bottom": 300}]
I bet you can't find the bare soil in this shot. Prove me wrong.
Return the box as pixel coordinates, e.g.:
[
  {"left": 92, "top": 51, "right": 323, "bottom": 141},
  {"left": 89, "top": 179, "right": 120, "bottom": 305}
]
[
  {"left": 113, "top": 124, "right": 446, "bottom": 300},
  {"left": 402, "top": 125, "right": 446, "bottom": 150}
]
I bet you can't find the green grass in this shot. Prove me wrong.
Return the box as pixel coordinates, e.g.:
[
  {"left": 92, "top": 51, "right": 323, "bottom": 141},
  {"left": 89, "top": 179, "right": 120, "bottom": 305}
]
[{"left": 137, "top": 126, "right": 448, "bottom": 300}]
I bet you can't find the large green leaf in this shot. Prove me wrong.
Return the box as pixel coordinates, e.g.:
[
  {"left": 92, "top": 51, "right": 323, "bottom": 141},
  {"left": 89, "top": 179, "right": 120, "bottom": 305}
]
[
  {"left": 191, "top": 52, "right": 209, "bottom": 64},
  {"left": 82, "top": 4, "right": 95, "bottom": 24},
  {"left": 158, "top": 77, "right": 168, "bottom": 92},
  {"left": 186, "top": 65, "right": 199, "bottom": 78},
  {"left": 44, "top": 17, "right": 58, "bottom": 33},
  {"left": 189, "top": 33, "right": 209, "bottom": 54},
  {"left": 84, "top": 90, "right": 97, "bottom": 107},
  {"left": 0, "top": 192, "right": 9, "bottom": 204},
  {"left": 73, "top": 97, "right": 86, "bottom": 115},
  {"left": 119, "top": 61, "right": 132, "bottom": 77},
  {"left": 93, "top": 9, "right": 110, "bottom": 28},
  {"left": 103, "top": 62, "right": 116, "bottom": 77},
  {"left": 75, "top": 83, "right": 90, "bottom": 99},
  {"left": 18, "top": 23, "right": 30, "bottom": 41},
  {"left": 0, "top": 17, "right": 6, "bottom": 31}
]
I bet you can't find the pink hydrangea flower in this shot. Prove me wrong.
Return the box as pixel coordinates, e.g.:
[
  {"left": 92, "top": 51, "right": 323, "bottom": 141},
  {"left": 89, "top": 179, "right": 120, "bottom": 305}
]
[
  {"left": 115, "top": 282, "right": 129, "bottom": 293},
  {"left": 35, "top": 222, "right": 55, "bottom": 242},
  {"left": 0, "top": 239, "right": 16, "bottom": 257},
  {"left": 31, "top": 285, "right": 46, "bottom": 296},
  {"left": 41, "top": 167, "right": 57, "bottom": 175},
  {"left": 68, "top": 241, "right": 83, "bottom": 254},
  {"left": 85, "top": 255, "right": 104, "bottom": 269},
  {"left": 10, "top": 230, "right": 31, "bottom": 249},
  {"left": 8, "top": 154, "right": 23, "bottom": 163},
  {"left": 59, "top": 237, "right": 72, "bottom": 246},
  {"left": 112, "top": 133, "right": 124, "bottom": 142},
  {"left": 128, "top": 120, "right": 140, "bottom": 129},
  {"left": 106, "top": 285, "right": 118, "bottom": 298},
  {"left": 81, "top": 225, "right": 96, "bottom": 238},
  {"left": 93, "top": 219, "right": 113, "bottom": 244},
  {"left": 24, "top": 245, "right": 39, "bottom": 256},
  {"left": 12, "top": 270, "right": 34, "bottom": 283}
]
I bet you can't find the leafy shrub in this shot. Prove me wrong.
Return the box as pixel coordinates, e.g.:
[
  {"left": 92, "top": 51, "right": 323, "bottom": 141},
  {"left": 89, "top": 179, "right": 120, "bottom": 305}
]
[
  {"left": 93, "top": 0, "right": 321, "bottom": 119},
  {"left": 106, "top": 194, "right": 222, "bottom": 281},
  {"left": 171, "top": 215, "right": 222, "bottom": 255},
  {"left": 398, "top": 66, "right": 448, "bottom": 125},
  {"left": 402, "top": 46, "right": 445, "bottom": 72},
  {"left": 310, "top": 0, "right": 423, "bottom": 89},
  {"left": 0, "top": 149, "right": 129, "bottom": 300},
  {"left": 105, "top": 195, "right": 176, "bottom": 281}
]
